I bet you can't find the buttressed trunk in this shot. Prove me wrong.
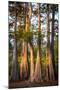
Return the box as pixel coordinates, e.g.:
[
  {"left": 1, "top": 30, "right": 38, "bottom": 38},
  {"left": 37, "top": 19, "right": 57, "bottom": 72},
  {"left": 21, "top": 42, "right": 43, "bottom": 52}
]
[
  {"left": 23, "top": 41, "right": 28, "bottom": 79},
  {"left": 34, "top": 47, "right": 42, "bottom": 81},
  {"left": 20, "top": 41, "right": 28, "bottom": 80},
  {"left": 28, "top": 43, "right": 34, "bottom": 82},
  {"left": 34, "top": 3, "right": 42, "bottom": 81},
  {"left": 46, "top": 48, "right": 55, "bottom": 80},
  {"left": 49, "top": 49, "right": 55, "bottom": 80},
  {"left": 12, "top": 38, "right": 19, "bottom": 80},
  {"left": 46, "top": 47, "right": 49, "bottom": 81}
]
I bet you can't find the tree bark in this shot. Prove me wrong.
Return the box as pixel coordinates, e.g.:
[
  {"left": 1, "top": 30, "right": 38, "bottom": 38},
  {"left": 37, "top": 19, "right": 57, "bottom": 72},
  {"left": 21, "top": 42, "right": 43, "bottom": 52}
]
[
  {"left": 28, "top": 43, "right": 34, "bottom": 82},
  {"left": 34, "top": 47, "right": 42, "bottom": 81},
  {"left": 28, "top": 3, "right": 35, "bottom": 82},
  {"left": 50, "top": 5, "right": 56, "bottom": 80},
  {"left": 20, "top": 15, "right": 29, "bottom": 80},
  {"left": 12, "top": 2, "right": 19, "bottom": 80},
  {"left": 20, "top": 41, "right": 28, "bottom": 80},
  {"left": 34, "top": 3, "right": 42, "bottom": 81},
  {"left": 46, "top": 4, "right": 55, "bottom": 80},
  {"left": 20, "top": 4, "right": 32, "bottom": 80}
]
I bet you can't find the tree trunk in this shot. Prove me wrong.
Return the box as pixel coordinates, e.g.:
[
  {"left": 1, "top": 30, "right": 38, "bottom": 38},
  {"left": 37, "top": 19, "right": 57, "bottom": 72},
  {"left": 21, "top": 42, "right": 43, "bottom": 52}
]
[
  {"left": 50, "top": 5, "right": 56, "bottom": 80},
  {"left": 12, "top": 3, "right": 19, "bottom": 80},
  {"left": 49, "top": 49, "right": 55, "bottom": 80},
  {"left": 34, "top": 3, "right": 42, "bottom": 81},
  {"left": 20, "top": 41, "right": 28, "bottom": 80},
  {"left": 46, "top": 4, "right": 55, "bottom": 80},
  {"left": 20, "top": 9, "right": 30, "bottom": 80},
  {"left": 46, "top": 47, "right": 49, "bottom": 81},
  {"left": 28, "top": 44, "right": 34, "bottom": 82},
  {"left": 25, "top": 14, "right": 30, "bottom": 32},
  {"left": 34, "top": 47, "right": 42, "bottom": 81},
  {"left": 29, "top": 3, "right": 32, "bottom": 18},
  {"left": 28, "top": 3, "right": 35, "bottom": 82},
  {"left": 46, "top": 4, "right": 50, "bottom": 80}
]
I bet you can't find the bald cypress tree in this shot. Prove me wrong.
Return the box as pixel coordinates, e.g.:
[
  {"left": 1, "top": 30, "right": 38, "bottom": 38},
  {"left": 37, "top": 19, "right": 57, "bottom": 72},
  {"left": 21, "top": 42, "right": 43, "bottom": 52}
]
[
  {"left": 34, "top": 3, "right": 42, "bottom": 81},
  {"left": 50, "top": 5, "right": 58, "bottom": 80},
  {"left": 20, "top": 15, "right": 29, "bottom": 80},
  {"left": 11, "top": 2, "right": 19, "bottom": 80},
  {"left": 28, "top": 3, "right": 35, "bottom": 82},
  {"left": 46, "top": 4, "right": 55, "bottom": 80}
]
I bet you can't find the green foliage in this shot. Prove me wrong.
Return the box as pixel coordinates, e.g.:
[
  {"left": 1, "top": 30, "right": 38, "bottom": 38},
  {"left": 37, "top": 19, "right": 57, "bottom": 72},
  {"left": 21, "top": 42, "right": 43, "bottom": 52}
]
[
  {"left": 22, "top": 31, "right": 33, "bottom": 42},
  {"left": 16, "top": 30, "right": 23, "bottom": 40},
  {"left": 9, "top": 32, "right": 14, "bottom": 38},
  {"left": 42, "top": 47, "right": 46, "bottom": 64},
  {"left": 54, "top": 40, "right": 58, "bottom": 65}
]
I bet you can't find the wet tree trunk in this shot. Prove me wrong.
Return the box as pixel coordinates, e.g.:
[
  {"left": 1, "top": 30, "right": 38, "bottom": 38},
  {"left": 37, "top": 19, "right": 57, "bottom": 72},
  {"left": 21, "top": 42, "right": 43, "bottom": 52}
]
[{"left": 34, "top": 3, "right": 42, "bottom": 81}]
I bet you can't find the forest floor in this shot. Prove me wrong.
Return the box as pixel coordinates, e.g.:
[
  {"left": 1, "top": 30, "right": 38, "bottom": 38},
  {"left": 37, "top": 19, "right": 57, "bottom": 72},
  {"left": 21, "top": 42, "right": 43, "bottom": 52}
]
[{"left": 9, "top": 80, "right": 58, "bottom": 89}]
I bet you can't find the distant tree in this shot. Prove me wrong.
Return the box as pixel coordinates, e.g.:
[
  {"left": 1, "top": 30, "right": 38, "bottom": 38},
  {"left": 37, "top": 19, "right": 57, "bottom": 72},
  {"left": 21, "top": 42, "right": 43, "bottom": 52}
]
[
  {"left": 50, "top": 4, "right": 58, "bottom": 80},
  {"left": 11, "top": 2, "right": 19, "bottom": 80}
]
